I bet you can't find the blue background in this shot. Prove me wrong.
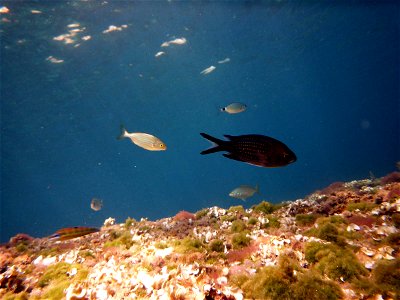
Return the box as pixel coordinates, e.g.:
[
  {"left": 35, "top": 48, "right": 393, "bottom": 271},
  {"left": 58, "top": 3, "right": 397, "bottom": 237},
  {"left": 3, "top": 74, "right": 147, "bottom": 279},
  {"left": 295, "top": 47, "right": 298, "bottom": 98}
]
[{"left": 1, "top": 1, "right": 399, "bottom": 242}]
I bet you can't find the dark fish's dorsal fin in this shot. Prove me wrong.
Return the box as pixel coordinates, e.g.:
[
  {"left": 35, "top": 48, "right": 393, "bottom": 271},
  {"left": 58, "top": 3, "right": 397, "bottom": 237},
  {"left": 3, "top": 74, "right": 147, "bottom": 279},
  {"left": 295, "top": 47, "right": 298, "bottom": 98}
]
[{"left": 200, "top": 133, "right": 223, "bottom": 144}]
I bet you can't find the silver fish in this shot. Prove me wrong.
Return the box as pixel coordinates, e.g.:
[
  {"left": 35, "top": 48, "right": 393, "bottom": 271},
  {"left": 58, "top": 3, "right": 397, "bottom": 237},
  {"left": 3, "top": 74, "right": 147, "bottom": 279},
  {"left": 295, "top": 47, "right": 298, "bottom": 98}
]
[
  {"left": 90, "top": 198, "right": 103, "bottom": 211},
  {"left": 118, "top": 126, "right": 167, "bottom": 151},
  {"left": 200, "top": 66, "right": 216, "bottom": 75},
  {"left": 221, "top": 102, "right": 247, "bottom": 114},
  {"left": 229, "top": 185, "right": 259, "bottom": 201}
]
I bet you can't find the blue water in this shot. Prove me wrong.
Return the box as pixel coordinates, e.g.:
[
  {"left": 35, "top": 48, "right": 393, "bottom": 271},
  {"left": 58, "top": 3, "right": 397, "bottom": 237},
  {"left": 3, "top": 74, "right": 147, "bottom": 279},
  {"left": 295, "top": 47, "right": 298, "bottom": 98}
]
[{"left": 1, "top": 1, "right": 399, "bottom": 243}]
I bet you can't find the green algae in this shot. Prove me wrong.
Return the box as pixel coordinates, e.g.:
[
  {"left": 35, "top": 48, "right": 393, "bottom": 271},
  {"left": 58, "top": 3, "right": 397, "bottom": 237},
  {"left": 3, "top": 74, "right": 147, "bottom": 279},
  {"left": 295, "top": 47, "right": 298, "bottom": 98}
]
[
  {"left": 247, "top": 217, "right": 258, "bottom": 225},
  {"left": 104, "top": 230, "right": 136, "bottom": 249},
  {"left": 37, "top": 262, "right": 88, "bottom": 288},
  {"left": 252, "top": 201, "right": 276, "bottom": 214},
  {"left": 347, "top": 202, "right": 377, "bottom": 212},
  {"left": 353, "top": 258, "right": 400, "bottom": 298},
  {"left": 195, "top": 208, "right": 209, "bottom": 219},
  {"left": 221, "top": 214, "right": 237, "bottom": 222},
  {"left": 42, "top": 280, "right": 70, "bottom": 300},
  {"left": 231, "top": 220, "right": 247, "bottom": 233},
  {"left": 78, "top": 250, "right": 95, "bottom": 259},
  {"left": 372, "top": 258, "right": 400, "bottom": 297},
  {"left": 295, "top": 214, "right": 319, "bottom": 226},
  {"left": 227, "top": 205, "right": 245, "bottom": 214},
  {"left": 234, "top": 255, "right": 342, "bottom": 300},
  {"left": 392, "top": 213, "right": 400, "bottom": 228},
  {"left": 231, "top": 232, "right": 251, "bottom": 249},
  {"left": 124, "top": 217, "right": 136, "bottom": 229},
  {"left": 2, "top": 292, "right": 29, "bottom": 300},
  {"left": 154, "top": 241, "right": 169, "bottom": 249},
  {"left": 291, "top": 272, "right": 343, "bottom": 300},
  {"left": 305, "top": 242, "right": 367, "bottom": 282},
  {"left": 384, "top": 232, "right": 400, "bottom": 249},
  {"left": 305, "top": 216, "right": 348, "bottom": 246},
  {"left": 262, "top": 215, "right": 280, "bottom": 229},
  {"left": 304, "top": 241, "right": 326, "bottom": 264},
  {"left": 36, "top": 262, "right": 89, "bottom": 300},
  {"left": 209, "top": 239, "right": 224, "bottom": 252},
  {"left": 15, "top": 243, "right": 28, "bottom": 253},
  {"left": 37, "top": 262, "right": 71, "bottom": 288},
  {"left": 174, "top": 237, "right": 205, "bottom": 253}
]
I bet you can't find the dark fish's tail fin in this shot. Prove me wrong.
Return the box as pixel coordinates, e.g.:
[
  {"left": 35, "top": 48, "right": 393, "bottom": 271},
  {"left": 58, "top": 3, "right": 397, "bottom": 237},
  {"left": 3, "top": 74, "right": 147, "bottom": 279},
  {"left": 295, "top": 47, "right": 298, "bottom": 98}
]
[{"left": 200, "top": 133, "right": 225, "bottom": 155}]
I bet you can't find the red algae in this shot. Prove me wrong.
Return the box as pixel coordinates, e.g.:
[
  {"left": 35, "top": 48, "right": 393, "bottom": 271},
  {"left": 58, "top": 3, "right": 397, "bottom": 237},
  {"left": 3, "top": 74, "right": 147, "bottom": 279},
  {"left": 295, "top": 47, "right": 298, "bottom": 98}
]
[
  {"left": 173, "top": 210, "right": 196, "bottom": 222},
  {"left": 8, "top": 233, "right": 34, "bottom": 246},
  {"left": 381, "top": 171, "right": 400, "bottom": 184},
  {"left": 317, "top": 181, "right": 346, "bottom": 195},
  {"left": 227, "top": 244, "right": 258, "bottom": 263},
  {"left": 385, "top": 183, "right": 400, "bottom": 202},
  {"left": 346, "top": 215, "right": 378, "bottom": 228}
]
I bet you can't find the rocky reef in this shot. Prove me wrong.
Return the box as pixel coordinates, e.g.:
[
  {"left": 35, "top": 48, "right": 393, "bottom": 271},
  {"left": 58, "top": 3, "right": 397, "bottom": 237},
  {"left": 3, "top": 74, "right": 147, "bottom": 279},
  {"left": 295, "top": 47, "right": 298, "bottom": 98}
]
[{"left": 1, "top": 172, "right": 399, "bottom": 300}]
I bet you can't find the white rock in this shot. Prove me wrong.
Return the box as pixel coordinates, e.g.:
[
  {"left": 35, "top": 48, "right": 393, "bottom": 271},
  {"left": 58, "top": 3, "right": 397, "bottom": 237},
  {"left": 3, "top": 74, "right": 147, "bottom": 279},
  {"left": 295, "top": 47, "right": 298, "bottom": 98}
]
[
  {"left": 95, "top": 285, "right": 109, "bottom": 300},
  {"left": 203, "top": 284, "right": 212, "bottom": 293},
  {"left": 65, "top": 284, "right": 86, "bottom": 300},
  {"left": 365, "top": 261, "right": 375, "bottom": 269},
  {"left": 379, "top": 246, "right": 395, "bottom": 255},
  {"left": 34, "top": 255, "right": 57, "bottom": 266},
  {"left": 384, "top": 254, "right": 395, "bottom": 260},
  {"left": 347, "top": 223, "right": 361, "bottom": 232},
  {"left": 137, "top": 270, "right": 154, "bottom": 293},
  {"left": 217, "top": 276, "right": 228, "bottom": 285},
  {"left": 376, "top": 225, "right": 397, "bottom": 236},
  {"left": 361, "top": 247, "right": 375, "bottom": 257},
  {"left": 371, "top": 208, "right": 380, "bottom": 215},
  {"left": 104, "top": 217, "right": 115, "bottom": 226},
  {"left": 67, "top": 267, "right": 77, "bottom": 277},
  {"left": 343, "top": 288, "right": 356, "bottom": 298},
  {"left": 155, "top": 247, "right": 173, "bottom": 258}
]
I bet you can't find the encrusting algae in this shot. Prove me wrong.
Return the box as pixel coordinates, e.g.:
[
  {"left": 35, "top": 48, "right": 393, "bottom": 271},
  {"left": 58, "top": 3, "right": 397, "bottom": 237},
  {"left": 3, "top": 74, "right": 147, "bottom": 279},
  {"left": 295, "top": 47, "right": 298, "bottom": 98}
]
[{"left": 1, "top": 172, "right": 400, "bottom": 299}]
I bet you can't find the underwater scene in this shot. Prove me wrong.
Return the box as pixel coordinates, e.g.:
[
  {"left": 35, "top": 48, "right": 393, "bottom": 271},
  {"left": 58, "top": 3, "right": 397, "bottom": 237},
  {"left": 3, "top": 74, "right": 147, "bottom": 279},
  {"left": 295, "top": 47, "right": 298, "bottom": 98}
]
[{"left": 0, "top": 1, "right": 399, "bottom": 299}]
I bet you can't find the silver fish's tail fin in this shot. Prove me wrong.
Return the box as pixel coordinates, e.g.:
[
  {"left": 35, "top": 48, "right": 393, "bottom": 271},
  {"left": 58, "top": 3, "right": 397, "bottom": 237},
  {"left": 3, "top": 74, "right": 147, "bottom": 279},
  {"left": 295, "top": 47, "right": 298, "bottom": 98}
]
[
  {"left": 117, "top": 124, "right": 127, "bottom": 140},
  {"left": 200, "top": 133, "right": 225, "bottom": 155},
  {"left": 216, "top": 104, "right": 224, "bottom": 116}
]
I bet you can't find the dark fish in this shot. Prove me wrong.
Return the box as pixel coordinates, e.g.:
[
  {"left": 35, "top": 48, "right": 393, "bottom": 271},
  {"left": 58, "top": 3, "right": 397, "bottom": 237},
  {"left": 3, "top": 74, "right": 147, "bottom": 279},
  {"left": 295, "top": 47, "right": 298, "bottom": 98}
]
[
  {"left": 200, "top": 133, "right": 296, "bottom": 168},
  {"left": 49, "top": 226, "right": 100, "bottom": 241}
]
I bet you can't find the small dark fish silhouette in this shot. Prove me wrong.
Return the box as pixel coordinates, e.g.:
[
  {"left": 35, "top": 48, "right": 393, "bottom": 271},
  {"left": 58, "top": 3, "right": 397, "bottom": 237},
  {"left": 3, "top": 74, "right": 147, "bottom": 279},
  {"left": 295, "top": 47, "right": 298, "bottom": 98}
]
[
  {"left": 200, "top": 133, "right": 296, "bottom": 168},
  {"left": 49, "top": 226, "right": 100, "bottom": 241}
]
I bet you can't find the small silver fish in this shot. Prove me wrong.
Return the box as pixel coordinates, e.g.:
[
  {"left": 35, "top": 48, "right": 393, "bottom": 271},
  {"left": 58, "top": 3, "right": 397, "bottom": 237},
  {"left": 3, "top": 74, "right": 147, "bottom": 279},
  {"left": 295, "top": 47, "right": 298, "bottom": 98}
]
[
  {"left": 118, "top": 126, "right": 167, "bottom": 151},
  {"left": 221, "top": 102, "right": 247, "bottom": 114},
  {"left": 90, "top": 198, "right": 103, "bottom": 211},
  {"left": 229, "top": 185, "right": 259, "bottom": 201},
  {"left": 200, "top": 66, "right": 216, "bottom": 75}
]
